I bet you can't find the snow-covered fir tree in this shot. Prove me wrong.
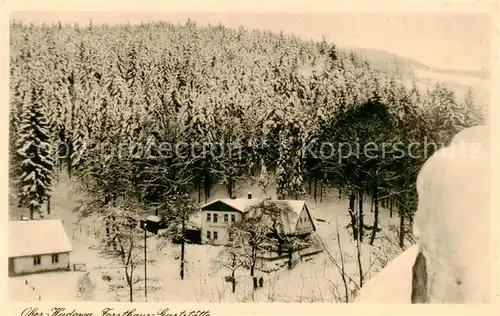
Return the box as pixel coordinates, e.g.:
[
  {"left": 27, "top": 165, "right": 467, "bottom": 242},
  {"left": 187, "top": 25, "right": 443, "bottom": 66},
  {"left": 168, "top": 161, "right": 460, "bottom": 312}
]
[{"left": 15, "top": 85, "right": 54, "bottom": 219}]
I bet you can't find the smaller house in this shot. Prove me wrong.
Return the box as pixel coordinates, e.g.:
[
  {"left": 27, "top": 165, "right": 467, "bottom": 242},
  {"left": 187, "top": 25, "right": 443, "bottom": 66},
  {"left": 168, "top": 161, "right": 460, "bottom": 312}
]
[
  {"left": 8, "top": 219, "right": 72, "bottom": 277},
  {"left": 171, "top": 215, "right": 203, "bottom": 245},
  {"left": 184, "top": 214, "right": 202, "bottom": 244}
]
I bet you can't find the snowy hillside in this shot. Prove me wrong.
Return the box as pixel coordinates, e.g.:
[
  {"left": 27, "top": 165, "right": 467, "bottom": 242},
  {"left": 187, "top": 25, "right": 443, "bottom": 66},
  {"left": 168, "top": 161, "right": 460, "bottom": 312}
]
[{"left": 348, "top": 47, "right": 491, "bottom": 109}]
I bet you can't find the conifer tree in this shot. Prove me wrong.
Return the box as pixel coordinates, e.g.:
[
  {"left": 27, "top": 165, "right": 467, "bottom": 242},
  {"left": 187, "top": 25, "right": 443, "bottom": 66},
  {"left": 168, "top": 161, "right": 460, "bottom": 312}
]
[{"left": 16, "top": 85, "right": 54, "bottom": 219}]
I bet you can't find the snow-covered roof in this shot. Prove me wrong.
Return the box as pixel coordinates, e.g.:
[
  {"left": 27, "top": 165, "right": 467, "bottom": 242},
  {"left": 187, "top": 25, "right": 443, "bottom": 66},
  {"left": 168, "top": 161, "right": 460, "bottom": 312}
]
[
  {"left": 187, "top": 213, "right": 202, "bottom": 230},
  {"left": 201, "top": 198, "right": 306, "bottom": 214},
  {"left": 273, "top": 200, "right": 311, "bottom": 234},
  {"left": 201, "top": 198, "right": 261, "bottom": 213},
  {"left": 9, "top": 219, "right": 72, "bottom": 258},
  {"left": 284, "top": 200, "right": 307, "bottom": 219},
  {"left": 146, "top": 215, "right": 161, "bottom": 223}
]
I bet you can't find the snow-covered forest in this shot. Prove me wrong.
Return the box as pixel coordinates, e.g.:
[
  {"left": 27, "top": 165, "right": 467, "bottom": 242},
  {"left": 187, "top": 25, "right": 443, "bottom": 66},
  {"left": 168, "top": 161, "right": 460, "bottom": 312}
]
[{"left": 8, "top": 19, "right": 486, "bottom": 303}]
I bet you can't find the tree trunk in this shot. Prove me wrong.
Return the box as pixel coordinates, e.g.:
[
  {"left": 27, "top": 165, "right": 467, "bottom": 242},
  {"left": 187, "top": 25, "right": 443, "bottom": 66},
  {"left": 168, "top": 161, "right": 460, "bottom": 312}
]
[
  {"left": 180, "top": 222, "right": 186, "bottom": 280},
  {"left": 356, "top": 238, "right": 363, "bottom": 288},
  {"left": 370, "top": 197, "right": 374, "bottom": 213},
  {"left": 204, "top": 173, "right": 210, "bottom": 204},
  {"left": 358, "top": 191, "right": 364, "bottom": 242},
  {"left": 197, "top": 176, "right": 201, "bottom": 203},
  {"left": 287, "top": 248, "right": 293, "bottom": 269},
  {"left": 129, "top": 280, "right": 133, "bottom": 302},
  {"left": 369, "top": 188, "right": 379, "bottom": 245},
  {"left": 30, "top": 207, "right": 34, "bottom": 220},
  {"left": 250, "top": 248, "right": 256, "bottom": 277},
  {"left": 389, "top": 198, "right": 393, "bottom": 218},
  {"left": 231, "top": 254, "right": 236, "bottom": 293},
  {"left": 228, "top": 179, "right": 233, "bottom": 198},
  {"left": 67, "top": 160, "right": 72, "bottom": 179},
  {"left": 126, "top": 267, "right": 134, "bottom": 302},
  {"left": 320, "top": 181, "right": 323, "bottom": 203},
  {"left": 251, "top": 247, "right": 258, "bottom": 290},
  {"left": 232, "top": 274, "right": 236, "bottom": 293},
  {"left": 308, "top": 175, "right": 312, "bottom": 195},
  {"left": 111, "top": 197, "right": 117, "bottom": 250},
  {"left": 47, "top": 197, "right": 51, "bottom": 215},
  {"left": 338, "top": 187, "right": 342, "bottom": 200},
  {"left": 348, "top": 191, "right": 357, "bottom": 240},
  {"left": 105, "top": 220, "right": 110, "bottom": 249},
  {"left": 313, "top": 178, "right": 317, "bottom": 202},
  {"left": 399, "top": 200, "right": 405, "bottom": 249}
]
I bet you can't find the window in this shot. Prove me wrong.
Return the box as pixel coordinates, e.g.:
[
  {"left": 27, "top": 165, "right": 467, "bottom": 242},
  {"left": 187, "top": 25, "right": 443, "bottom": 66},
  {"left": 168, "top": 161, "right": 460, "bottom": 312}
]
[
  {"left": 207, "top": 231, "right": 211, "bottom": 239},
  {"left": 231, "top": 214, "right": 236, "bottom": 222},
  {"left": 206, "top": 213, "right": 211, "bottom": 222},
  {"left": 51, "top": 254, "right": 59, "bottom": 264},
  {"left": 33, "top": 256, "right": 41, "bottom": 266},
  {"left": 213, "top": 214, "right": 218, "bottom": 223},
  {"left": 214, "top": 231, "right": 218, "bottom": 240},
  {"left": 228, "top": 231, "right": 234, "bottom": 242},
  {"left": 224, "top": 214, "right": 228, "bottom": 223}
]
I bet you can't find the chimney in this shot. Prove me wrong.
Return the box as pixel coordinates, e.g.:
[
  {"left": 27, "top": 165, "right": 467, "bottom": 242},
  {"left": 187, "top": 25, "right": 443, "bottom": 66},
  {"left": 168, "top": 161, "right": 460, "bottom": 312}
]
[{"left": 248, "top": 192, "right": 252, "bottom": 199}]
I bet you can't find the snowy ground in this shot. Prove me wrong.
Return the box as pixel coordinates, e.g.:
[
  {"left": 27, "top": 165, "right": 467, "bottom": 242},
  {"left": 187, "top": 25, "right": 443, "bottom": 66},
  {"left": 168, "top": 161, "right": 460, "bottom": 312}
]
[{"left": 8, "top": 172, "right": 409, "bottom": 303}]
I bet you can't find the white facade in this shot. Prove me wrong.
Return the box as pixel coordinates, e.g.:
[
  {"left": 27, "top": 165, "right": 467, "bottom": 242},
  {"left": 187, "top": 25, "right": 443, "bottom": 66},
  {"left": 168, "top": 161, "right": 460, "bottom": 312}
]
[
  {"left": 201, "top": 210, "right": 241, "bottom": 245},
  {"left": 9, "top": 252, "right": 70, "bottom": 276}
]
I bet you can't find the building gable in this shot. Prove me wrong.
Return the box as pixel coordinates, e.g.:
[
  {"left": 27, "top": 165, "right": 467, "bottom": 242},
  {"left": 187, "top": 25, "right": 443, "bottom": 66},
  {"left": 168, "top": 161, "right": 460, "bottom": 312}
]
[
  {"left": 303, "top": 204, "right": 316, "bottom": 231},
  {"left": 201, "top": 200, "right": 243, "bottom": 213},
  {"left": 294, "top": 204, "right": 316, "bottom": 233}
]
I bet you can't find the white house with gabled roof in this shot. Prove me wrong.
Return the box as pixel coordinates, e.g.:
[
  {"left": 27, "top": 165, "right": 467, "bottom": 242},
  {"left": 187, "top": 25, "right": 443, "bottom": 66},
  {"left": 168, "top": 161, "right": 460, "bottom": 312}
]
[
  {"left": 200, "top": 193, "right": 316, "bottom": 245},
  {"left": 8, "top": 219, "right": 72, "bottom": 276}
]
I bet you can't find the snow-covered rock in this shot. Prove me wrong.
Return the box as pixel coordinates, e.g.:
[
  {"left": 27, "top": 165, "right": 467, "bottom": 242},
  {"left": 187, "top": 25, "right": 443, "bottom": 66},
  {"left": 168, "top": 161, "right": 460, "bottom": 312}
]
[
  {"left": 356, "top": 125, "right": 490, "bottom": 303},
  {"left": 356, "top": 244, "right": 419, "bottom": 303}
]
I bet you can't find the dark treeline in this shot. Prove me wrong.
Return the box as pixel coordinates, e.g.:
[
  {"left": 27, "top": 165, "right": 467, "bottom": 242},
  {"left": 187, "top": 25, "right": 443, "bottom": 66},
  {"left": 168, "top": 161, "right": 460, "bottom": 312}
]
[{"left": 10, "top": 19, "right": 485, "bottom": 248}]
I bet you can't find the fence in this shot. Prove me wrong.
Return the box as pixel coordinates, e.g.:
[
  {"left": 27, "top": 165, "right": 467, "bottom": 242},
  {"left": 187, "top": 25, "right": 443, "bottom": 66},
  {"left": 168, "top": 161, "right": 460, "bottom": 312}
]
[
  {"left": 258, "top": 244, "right": 320, "bottom": 261},
  {"left": 258, "top": 247, "right": 323, "bottom": 266},
  {"left": 73, "top": 263, "right": 87, "bottom": 272},
  {"left": 24, "top": 280, "right": 42, "bottom": 301}
]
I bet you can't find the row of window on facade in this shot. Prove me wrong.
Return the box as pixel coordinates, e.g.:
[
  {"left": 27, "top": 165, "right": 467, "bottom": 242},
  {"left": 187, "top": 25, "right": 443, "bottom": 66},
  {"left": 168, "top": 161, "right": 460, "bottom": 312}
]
[
  {"left": 206, "top": 230, "right": 234, "bottom": 242},
  {"left": 206, "top": 230, "right": 218, "bottom": 240},
  {"left": 206, "top": 213, "right": 309, "bottom": 224},
  {"left": 33, "top": 254, "right": 59, "bottom": 266},
  {"left": 206, "top": 213, "right": 236, "bottom": 223}
]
